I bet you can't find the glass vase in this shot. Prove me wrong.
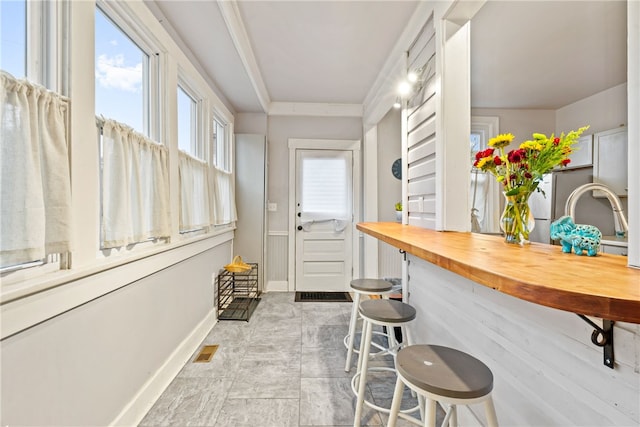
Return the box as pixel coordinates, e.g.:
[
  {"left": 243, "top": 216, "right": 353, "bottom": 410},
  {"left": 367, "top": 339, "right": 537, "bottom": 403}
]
[{"left": 500, "top": 192, "right": 535, "bottom": 245}]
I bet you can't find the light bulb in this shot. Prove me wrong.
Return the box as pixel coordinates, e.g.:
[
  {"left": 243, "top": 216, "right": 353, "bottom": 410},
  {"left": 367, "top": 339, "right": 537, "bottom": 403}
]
[
  {"left": 393, "top": 99, "right": 401, "bottom": 109},
  {"left": 397, "top": 81, "right": 412, "bottom": 96},
  {"left": 407, "top": 71, "right": 418, "bottom": 83}
]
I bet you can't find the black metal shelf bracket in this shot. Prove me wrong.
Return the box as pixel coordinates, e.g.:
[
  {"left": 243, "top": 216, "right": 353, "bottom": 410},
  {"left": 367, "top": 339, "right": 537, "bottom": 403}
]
[{"left": 577, "top": 314, "right": 615, "bottom": 369}]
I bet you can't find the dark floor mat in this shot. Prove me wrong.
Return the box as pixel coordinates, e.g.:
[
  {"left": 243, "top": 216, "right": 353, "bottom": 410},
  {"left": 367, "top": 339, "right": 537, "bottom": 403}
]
[{"left": 294, "top": 291, "right": 352, "bottom": 302}]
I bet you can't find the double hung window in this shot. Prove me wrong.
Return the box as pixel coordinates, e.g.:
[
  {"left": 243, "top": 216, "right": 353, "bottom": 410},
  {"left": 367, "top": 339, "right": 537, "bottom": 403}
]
[
  {"left": 95, "top": 3, "right": 169, "bottom": 250},
  {"left": 1, "top": 1, "right": 70, "bottom": 276},
  {"left": 211, "top": 116, "right": 236, "bottom": 225},
  {"left": 177, "top": 80, "right": 211, "bottom": 232}
]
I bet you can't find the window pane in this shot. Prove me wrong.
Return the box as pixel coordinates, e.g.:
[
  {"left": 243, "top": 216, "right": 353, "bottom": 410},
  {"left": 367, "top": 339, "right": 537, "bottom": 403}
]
[
  {"left": 213, "top": 119, "right": 227, "bottom": 170},
  {"left": 177, "top": 86, "right": 195, "bottom": 155},
  {"left": 0, "top": 0, "right": 26, "bottom": 78},
  {"left": 95, "top": 7, "right": 147, "bottom": 135},
  {"left": 301, "top": 156, "right": 349, "bottom": 217}
]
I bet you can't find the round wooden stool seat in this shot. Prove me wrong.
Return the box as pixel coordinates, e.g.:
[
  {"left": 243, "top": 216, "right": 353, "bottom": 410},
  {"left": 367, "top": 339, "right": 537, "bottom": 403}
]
[
  {"left": 350, "top": 278, "right": 393, "bottom": 293},
  {"left": 387, "top": 344, "right": 499, "bottom": 427},
  {"left": 396, "top": 344, "right": 493, "bottom": 399},
  {"left": 359, "top": 299, "right": 416, "bottom": 324}
]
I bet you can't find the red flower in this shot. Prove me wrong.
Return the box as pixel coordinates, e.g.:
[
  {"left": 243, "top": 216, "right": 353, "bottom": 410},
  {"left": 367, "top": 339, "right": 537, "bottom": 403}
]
[
  {"left": 508, "top": 149, "right": 526, "bottom": 163},
  {"left": 524, "top": 172, "right": 532, "bottom": 179},
  {"left": 553, "top": 137, "right": 560, "bottom": 145},
  {"left": 561, "top": 158, "right": 571, "bottom": 166},
  {"left": 493, "top": 156, "right": 502, "bottom": 165}
]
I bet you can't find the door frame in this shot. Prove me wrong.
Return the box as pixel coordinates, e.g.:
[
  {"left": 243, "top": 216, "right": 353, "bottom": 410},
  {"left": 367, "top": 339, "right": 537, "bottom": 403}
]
[{"left": 287, "top": 138, "right": 361, "bottom": 291}]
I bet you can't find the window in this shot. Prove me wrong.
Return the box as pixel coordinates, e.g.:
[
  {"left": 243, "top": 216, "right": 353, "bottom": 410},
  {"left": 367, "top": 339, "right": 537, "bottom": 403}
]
[
  {"left": 177, "top": 82, "right": 205, "bottom": 160},
  {"left": 177, "top": 86, "right": 197, "bottom": 156},
  {"left": 0, "top": 0, "right": 66, "bottom": 90},
  {"left": 211, "top": 116, "right": 236, "bottom": 225},
  {"left": 177, "top": 79, "right": 210, "bottom": 232},
  {"left": 299, "top": 151, "right": 351, "bottom": 220},
  {"left": 1, "top": 1, "right": 69, "bottom": 278},
  {"left": 0, "top": 1, "right": 26, "bottom": 78},
  {"left": 95, "top": 3, "right": 167, "bottom": 250},
  {"left": 95, "top": 5, "right": 154, "bottom": 136},
  {"left": 213, "top": 117, "right": 230, "bottom": 172}
]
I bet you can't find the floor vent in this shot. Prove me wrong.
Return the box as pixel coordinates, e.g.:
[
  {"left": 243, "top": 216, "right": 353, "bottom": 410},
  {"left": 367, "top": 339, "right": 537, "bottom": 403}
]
[
  {"left": 295, "top": 291, "right": 352, "bottom": 303},
  {"left": 193, "top": 345, "right": 219, "bottom": 363}
]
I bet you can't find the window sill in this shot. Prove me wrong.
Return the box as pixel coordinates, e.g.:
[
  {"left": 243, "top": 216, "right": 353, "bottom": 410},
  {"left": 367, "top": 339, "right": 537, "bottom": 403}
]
[{"left": 1, "top": 226, "right": 235, "bottom": 305}]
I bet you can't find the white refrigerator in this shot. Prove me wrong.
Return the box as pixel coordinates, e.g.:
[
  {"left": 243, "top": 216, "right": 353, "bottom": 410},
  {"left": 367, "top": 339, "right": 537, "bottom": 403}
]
[{"left": 528, "top": 173, "right": 554, "bottom": 244}]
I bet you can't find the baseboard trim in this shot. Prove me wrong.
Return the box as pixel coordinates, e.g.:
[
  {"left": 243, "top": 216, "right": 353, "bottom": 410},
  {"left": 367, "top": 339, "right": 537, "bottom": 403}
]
[
  {"left": 265, "top": 280, "right": 289, "bottom": 292},
  {"left": 110, "top": 310, "right": 217, "bottom": 426}
]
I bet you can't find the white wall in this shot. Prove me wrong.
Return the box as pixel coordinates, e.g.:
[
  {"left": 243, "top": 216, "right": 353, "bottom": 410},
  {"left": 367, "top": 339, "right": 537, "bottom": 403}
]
[
  {"left": 235, "top": 113, "right": 268, "bottom": 135},
  {"left": 1, "top": 242, "right": 231, "bottom": 426},
  {"left": 556, "top": 83, "right": 628, "bottom": 134},
  {"left": 407, "top": 254, "right": 640, "bottom": 426},
  {"left": 377, "top": 107, "right": 402, "bottom": 221},
  {"left": 376, "top": 108, "right": 403, "bottom": 279}
]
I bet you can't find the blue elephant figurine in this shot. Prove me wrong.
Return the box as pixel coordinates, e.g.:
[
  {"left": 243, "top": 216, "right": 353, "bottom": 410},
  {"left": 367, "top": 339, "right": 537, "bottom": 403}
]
[{"left": 550, "top": 216, "right": 602, "bottom": 256}]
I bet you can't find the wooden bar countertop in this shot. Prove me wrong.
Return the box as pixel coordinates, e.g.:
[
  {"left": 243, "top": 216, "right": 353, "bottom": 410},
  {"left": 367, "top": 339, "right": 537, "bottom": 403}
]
[{"left": 358, "top": 222, "right": 640, "bottom": 324}]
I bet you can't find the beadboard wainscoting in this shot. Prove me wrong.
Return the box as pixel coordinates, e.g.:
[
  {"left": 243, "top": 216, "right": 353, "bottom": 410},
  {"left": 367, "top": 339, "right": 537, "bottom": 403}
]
[
  {"left": 267, "top": 231, "right": 289, "bottom": 291},
  {"left": 378, "top": 241, "right": 403, "bottom": 280},
  {"left": 405, "top": 254, "right": 639, "bottom": 426}
]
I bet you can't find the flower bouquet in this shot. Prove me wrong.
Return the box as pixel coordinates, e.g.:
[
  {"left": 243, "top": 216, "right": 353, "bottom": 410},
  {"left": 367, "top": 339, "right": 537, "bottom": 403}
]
[{"left": 473, "top": 126, "right": 589, "bottom": 244}]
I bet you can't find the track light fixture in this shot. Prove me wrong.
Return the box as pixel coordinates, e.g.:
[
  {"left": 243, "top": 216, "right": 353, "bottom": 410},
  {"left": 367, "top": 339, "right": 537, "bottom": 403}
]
[{"left": 397, "top": 66, "right": 426, "bottom": 98}]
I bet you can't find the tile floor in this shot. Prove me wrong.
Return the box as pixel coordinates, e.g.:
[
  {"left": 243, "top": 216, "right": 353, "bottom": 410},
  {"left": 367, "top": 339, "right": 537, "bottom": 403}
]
[{"left": 139, "top": 292, "right": 432, "bottom": 427}]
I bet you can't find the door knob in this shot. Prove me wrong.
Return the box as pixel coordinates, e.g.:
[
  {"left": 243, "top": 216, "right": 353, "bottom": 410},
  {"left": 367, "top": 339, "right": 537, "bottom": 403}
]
[{"left": 297, "top": 225, "right": 303, "bottom": 231}]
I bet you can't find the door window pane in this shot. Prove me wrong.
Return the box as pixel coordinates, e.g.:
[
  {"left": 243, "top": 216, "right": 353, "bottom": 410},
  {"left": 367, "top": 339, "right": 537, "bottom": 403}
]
[
  {"left": 300, "top": 154, "right": 350, "bottom": 218},
  {"left": 1, "top": 0, "right": 27, "bottom": 78},
  {"left": 95, "top": 7, "right": 147, "bottom": 135}
]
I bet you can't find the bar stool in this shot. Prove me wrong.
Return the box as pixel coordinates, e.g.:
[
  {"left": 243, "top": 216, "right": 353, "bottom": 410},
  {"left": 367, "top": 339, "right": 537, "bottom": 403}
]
[
  {"left": 387, "top": 344, "right": 499, "bottom": 427},
  {"left": 353, "top": 299, "right": 419, "bottom": 427},
  {"left": 344, "top": 278, "right": 394, "bottom": 372}
]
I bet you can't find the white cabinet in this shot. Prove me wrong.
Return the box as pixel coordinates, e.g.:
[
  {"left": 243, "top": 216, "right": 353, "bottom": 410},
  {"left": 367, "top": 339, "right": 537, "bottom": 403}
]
[
  {"left": 600, "top": 244, "right": 628, "bottom": 256},
  {"left": 593, "top": 127, "right": 628, "bottom": 197},
  {"left": 568, "top": 134, "right": 593, "bottom": 168},
  {"left": 235, "top": 134, "right": 267, "bottom": 292}
]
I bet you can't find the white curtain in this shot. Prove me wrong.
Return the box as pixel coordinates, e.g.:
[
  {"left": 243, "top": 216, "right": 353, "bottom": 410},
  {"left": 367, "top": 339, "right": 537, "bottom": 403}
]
[
  {"left": 179, "top": 151, "right": 211, "bottom": 231},
  {"left": 211, "top": 167, "right": 237, "bottom": 225},
  {"left": 0, "top": 71, "right": 72, "bottom": 266},
  {"left": 100, "top": 118, "right": 170, "bottom": 248}
]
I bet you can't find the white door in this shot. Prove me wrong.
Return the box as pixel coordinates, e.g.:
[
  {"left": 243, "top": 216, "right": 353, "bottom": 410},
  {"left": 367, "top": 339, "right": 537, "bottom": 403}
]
[{"left": 295, "top": 149, "right": 353, "bottom": 291}]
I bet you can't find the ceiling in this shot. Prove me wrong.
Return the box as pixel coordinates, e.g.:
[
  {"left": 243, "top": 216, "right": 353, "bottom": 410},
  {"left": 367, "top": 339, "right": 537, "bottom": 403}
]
[{"left": 144, "top": 0, "right": 627, "bottom": 115}]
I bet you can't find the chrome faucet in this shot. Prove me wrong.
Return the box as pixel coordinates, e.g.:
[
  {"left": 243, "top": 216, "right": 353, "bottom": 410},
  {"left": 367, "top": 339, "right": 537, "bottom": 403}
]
[{"left": 564, "top": 183, "right": 629, "bottom": 237}]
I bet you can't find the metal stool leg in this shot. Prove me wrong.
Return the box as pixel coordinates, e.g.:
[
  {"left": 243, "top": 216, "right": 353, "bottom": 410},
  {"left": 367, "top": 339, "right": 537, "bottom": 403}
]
[
  {"left": 353, "top": 318, "right": 373, "bottom": 427},
  {"left": 424, "top": 399, "right": 437, "bottom": 427},
  {"left": 484, "top": 396, "right": 499, "bottom": 427},
  {"left": 345, "top": 292, "right": 361, "bottom": 372},
  {"left": 387, "top": 375, "right": 405, "bottom": 427},
  {"left": 447, "top": 405, "right": 458, "bottom": 427}
]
